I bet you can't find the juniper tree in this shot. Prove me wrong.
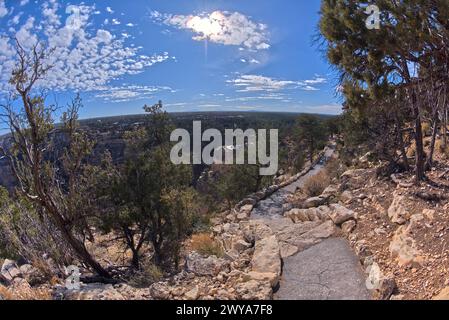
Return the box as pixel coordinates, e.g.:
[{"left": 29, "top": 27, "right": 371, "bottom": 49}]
[
  {"left": 319, "top": 0, "right": 449, "bottom": 182},
  {"left": 0, "top": 40, "right": 109, "bottom": 277}
]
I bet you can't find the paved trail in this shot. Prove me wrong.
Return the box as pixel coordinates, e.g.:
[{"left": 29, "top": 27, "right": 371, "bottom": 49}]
[{"left": 251, "top": 145, "right": 370, "bottom": 300}]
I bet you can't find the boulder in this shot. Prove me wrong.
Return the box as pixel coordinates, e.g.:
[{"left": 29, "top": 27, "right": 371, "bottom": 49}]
[
  {"left": 389, "top": 226, "right": 424, "bottom": 267},
  {"left": 365, "top": 262, "right": 396, "bottom": 300},
  {"left": 303, "top": 196, "right": 328, "bottom": 209},
  {"left": 328, "top": 204, "right": 355, "bottom": 225},
  {"left": 1, "top": 259, "right": 21, "bottom": 282},
  {"left": 186, "top": 253, "right": 230, "bottom": 277},
  {"left": 251, "top": 235, "right": 281, "bottom": 277},
  {"left": 388, "top": 192, "right": 409, "bottom": 225}
]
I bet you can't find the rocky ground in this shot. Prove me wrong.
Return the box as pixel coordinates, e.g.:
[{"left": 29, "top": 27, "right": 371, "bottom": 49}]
[
  {"left": 339, "top": 162, "right": 449, "bottom": 300},
  {"left": 3, "top": 144, "right": 449, "bottom": 300}
]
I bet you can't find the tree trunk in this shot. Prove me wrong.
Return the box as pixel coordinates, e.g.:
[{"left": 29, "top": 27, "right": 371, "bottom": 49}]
[
  {"left": 426, "top": 114, "right": 439, "bottom": 170},
  {"left": 395, "top": 113, "right": 410, "bottom": 171},
  {"left": 413, "top": 102, "right": 426, "bottom": 183},
  {"left": 442, "top": 104, "right": 447, "bottom": 152}
]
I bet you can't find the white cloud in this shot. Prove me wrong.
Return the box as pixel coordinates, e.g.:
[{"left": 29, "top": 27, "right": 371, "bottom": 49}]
[
  {"left": 0, "top": 1, "right": 171, "bottom": 98},
  {"left": 151, "top": 10, "right": 270, "bottom": 50},
  {"left": 126, "top": 23, "right": 135, "bottom": 27},
  {"left": 20, "top": 0, "right": 30, "bottom": 6},
  {"left": 0, "top": 0, "right": 8, "bottom": 18},
  {"left": 95, "top": 85, "right": 173, "bottom": 103},
  {"left": 227, "top": 75, "right": 299, "bottom": 92},
  {"left": 111, "top": 18, "right": 120, "bottom": 25},
  {"left": 106, "top": 6, "right": 114, "bottom": 14},
  {"left": 227, "top": 74, "right": 327, "bottom": 93}
]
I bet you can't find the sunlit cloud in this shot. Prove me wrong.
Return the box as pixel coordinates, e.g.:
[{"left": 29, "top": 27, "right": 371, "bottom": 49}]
[{"left": 150, "top": 10, "right": 270, "bottom": 51}]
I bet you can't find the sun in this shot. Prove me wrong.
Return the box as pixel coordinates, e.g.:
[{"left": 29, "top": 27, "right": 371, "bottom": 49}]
[{"left": 186, "top": 11, "right": 225, "bottom": 39}]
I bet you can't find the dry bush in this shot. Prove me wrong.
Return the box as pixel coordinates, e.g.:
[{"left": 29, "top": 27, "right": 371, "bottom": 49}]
[
  {"left": 422, "top": 122, "right": 431, "bottom": 137},
  {"left": 128, "top": 262, "right": 163, "bottom": 288},
  {"left": 436, "top": 139, "right": 449, "bottom": 158},
  {"left": 303, "top": 171, "right": 331, "bottom": 197},
  {"left": 325, "top": 158, "right": 346, "bottom": 180},
  {"left": 407, "top": 141, "right": 416, "bottom": 158},
  {"left": 0, "top": 284, "right": 51, "bottom": 300},
  {"left": 190, "top": 233, "right": 224, "bottom": 258}
]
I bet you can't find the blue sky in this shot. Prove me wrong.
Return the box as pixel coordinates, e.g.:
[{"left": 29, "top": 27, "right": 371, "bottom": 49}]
[{"left": 0, "top": 0, "right": 342, "bottom": 119}]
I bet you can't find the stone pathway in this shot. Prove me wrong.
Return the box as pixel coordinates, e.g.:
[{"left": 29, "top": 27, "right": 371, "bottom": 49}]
[
  {"left": 251, "top": 145, "right": 371, "bottom": 300},
  {"left": 275, "top": 238, "right": 370, "bottom": 300}
]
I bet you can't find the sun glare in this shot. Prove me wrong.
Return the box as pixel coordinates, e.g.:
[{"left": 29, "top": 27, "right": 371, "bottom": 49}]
[{"left": 186, "top": 11, "right": 225, "bottom": 38}]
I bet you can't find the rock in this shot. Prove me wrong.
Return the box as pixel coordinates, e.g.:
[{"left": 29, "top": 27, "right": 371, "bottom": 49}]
[
  {"left": 321, "top": 185, "right": 339, "bottom": 198},
  {"left": 406, "top": 214, "right": 424, "bottom": 235},
  {"left": 365, "top": 262, "right": 396, "bottom": 300},
  {"left": 279, "top": 242, "right": 299, "bottom": 259},
  {"left": 235, "top": 280, "right": 272, "bottom": 300},
  {"left": 148, "top": 283, "right": 170, "bottom": 300},
  {"left": 354, "top": 240, "right": 372, "bottom": 261},
  {"left": 244, "top": 271, "right": 279, "bottom": 288},
  {"left": 239, "top": 204, "right": 254, "bottom": 215},
  {"left": 186, "top": 253, "right": 230, "bottom": 277},
  {"left": 390, "top": 294, "right": 405, "bottom": 300},
  {"left": 19, "top": 264, "right": 45, "bottom": 286},
  {"left": 341, "top": 169, "right": 376, "bottom": 190},
  {"left": 232, "top": 239, "right": 252, "bottom": 253},
  {"left": 340, "top": 191, "right": 354, "bottom": 204},
  {"left": 389, "top": 226, "right": 424, "bottom": 267},
  {"left": 422, "top": 209, "right": 436, "bottom": 221},
  {"left": 1, "top": 259, "right": 21, "bottom": 282},
  {"left": 388, "top": 192, "right": 409, "bottom": 225},
  {"left": 303, "top": 196, "right": 328, "bottom": 209},
  {"left": 243, "top": 220, "right": 273, "bottom": 242},
  {"left": 184, "top": 286, "right": 200, "bottom": 300},
  {"left": 433, "top": 287, "right": 449, "bottom": 300},
  {"left": 212, "top": 225, "right": 223, "bottom": 234},
  {"left": 285, "top": 206, "right": 331, "bottom": 223},
  {"left": 237, "top": 198, "right": 257, "bottom": 208},
  {"left": 328, "top": 204, "right": 355, "bottom": 225},
  {"left": 251, "top": 235, "right": 281, "bottom": 277},
  {"left": 341, "top": 220, "right": 356, "bottom": 234},
  {"left": 56, "top": 283, "right": 126, "bottom": 300}
]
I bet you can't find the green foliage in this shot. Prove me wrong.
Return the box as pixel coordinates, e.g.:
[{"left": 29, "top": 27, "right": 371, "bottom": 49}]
[
  {"left": 89, "top": 102, "right": 201, "bottom": 271},
  {"left": 296, "top": 114, "right": 328, "bottom": 163},
  {"left": 209, "top": 163, "right": 270, "bottom": 209},
  {"left": 128, "top": 261, "right": 163, "bottom": 288}
]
